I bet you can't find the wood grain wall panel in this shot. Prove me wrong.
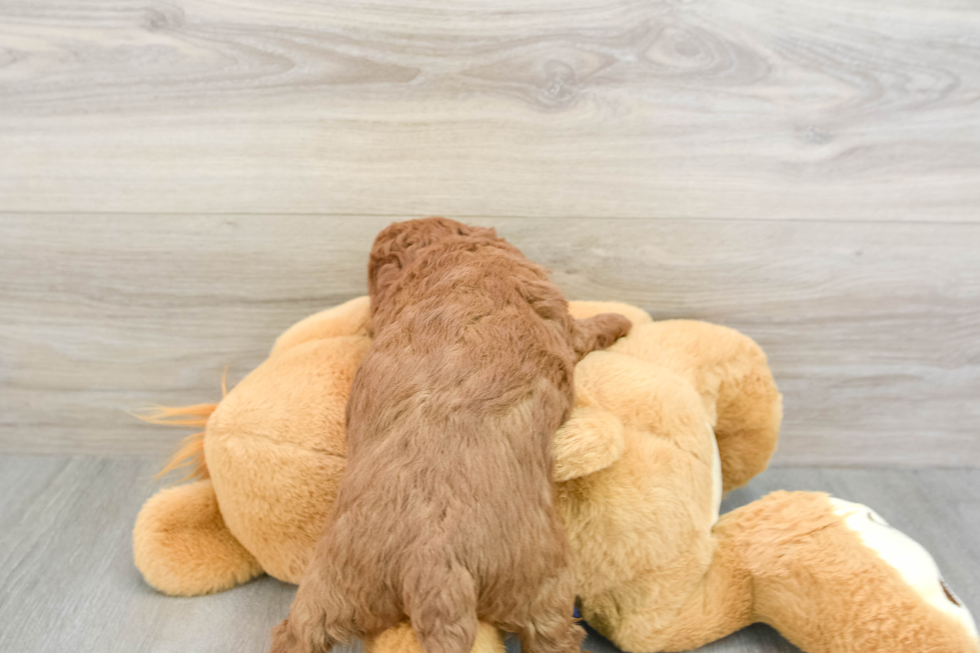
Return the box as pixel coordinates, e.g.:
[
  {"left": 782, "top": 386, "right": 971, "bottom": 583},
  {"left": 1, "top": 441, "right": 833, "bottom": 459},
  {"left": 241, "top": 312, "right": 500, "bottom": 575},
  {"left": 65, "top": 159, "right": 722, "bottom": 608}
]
[
  {"left": 1, "top": 216, "right": 977, "bottom": 465},
  {"left": 1, "top": 0, "right": 978, "bottom": 219}
]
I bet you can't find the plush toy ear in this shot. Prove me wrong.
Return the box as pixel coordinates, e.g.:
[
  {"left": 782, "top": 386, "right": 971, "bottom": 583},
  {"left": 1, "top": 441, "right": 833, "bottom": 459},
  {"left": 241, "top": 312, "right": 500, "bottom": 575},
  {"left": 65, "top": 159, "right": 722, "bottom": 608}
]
[{"left": 553, "top": 406, "right": 625, "bottom": 482}]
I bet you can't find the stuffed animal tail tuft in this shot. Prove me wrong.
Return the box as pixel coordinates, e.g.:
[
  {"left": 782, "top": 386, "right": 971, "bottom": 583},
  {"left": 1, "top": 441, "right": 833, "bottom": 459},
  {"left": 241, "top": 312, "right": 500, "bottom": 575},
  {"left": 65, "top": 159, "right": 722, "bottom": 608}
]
[{"left": 136, "top": 371, "right": 229, "bottom": 482}]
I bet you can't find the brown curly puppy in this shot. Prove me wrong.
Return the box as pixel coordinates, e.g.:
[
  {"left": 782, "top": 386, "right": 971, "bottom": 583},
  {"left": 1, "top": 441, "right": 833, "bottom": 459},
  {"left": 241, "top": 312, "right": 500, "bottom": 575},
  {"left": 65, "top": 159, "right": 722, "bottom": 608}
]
[{"left": 270, "top": 218, "right": 632, "bottom": 653}]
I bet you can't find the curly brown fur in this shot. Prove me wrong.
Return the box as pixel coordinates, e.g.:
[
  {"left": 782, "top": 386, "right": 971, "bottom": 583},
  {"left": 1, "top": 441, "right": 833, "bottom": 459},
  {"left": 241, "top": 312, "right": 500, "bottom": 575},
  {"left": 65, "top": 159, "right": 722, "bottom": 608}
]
[{"left": 271, "top": 218, "right": 632, "bottom": 653}]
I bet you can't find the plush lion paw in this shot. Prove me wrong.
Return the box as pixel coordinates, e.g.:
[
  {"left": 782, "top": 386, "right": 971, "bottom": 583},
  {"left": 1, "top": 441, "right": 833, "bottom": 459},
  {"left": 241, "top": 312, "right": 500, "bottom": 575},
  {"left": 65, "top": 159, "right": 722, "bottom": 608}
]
[
  {"left": 830, "top": 498, "right": 979, "bottom": 646},
  {"left": 133, "top": 479, "right": 263, "bottom": 596}
]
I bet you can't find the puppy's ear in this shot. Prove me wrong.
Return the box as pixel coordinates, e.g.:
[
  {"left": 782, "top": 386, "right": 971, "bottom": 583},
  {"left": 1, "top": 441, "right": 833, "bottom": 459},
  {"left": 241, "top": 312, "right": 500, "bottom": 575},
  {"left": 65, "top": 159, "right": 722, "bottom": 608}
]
[
  {"left": 368, "top": 243, "right": 408, "bottom": 299},
  {"left": 553, "top": 407, "right": 625, "bottom": 482},
  {"left": 368, "top": 221, "right": 422, "bottom": 298}
]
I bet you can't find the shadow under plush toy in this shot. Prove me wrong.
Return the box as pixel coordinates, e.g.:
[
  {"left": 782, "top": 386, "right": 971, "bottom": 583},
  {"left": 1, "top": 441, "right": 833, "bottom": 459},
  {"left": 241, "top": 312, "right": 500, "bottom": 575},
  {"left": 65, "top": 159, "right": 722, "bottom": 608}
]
[{"left": 134, "top": 297, "right": 979, "bottom": 653}]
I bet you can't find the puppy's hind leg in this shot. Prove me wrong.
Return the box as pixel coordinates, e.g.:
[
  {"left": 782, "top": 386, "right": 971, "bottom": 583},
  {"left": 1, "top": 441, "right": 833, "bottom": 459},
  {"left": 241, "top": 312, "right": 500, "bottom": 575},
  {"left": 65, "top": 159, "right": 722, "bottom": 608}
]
[
  {"left": 571, "top": 313, "right": 632, "bottom": 361},
  {"left": 269, "top": 565, "right": 357, "bottom": 653},
  {"left": 518, "top": 569, "right": 585, "bottom": 653},
  {"left": 270, "top": 618, "right": 309, "bottom": 653},
  {"left": 405, "top": 560, "right": 479, "bottom": 653}
]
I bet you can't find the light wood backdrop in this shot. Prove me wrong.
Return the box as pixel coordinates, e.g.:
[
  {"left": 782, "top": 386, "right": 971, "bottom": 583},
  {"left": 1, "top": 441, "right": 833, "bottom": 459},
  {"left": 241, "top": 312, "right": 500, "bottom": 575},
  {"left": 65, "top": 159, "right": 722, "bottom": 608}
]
[{"left": 1, "top": 0, "right": 978, "bottom": 465}]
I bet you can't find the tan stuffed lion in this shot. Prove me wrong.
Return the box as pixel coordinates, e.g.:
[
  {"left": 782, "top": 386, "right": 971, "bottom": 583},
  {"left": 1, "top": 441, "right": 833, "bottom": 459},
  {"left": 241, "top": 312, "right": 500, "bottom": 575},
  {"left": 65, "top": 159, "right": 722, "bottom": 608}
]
[{"left": 133, "top": 297, "right": 979, "bottom": 653}]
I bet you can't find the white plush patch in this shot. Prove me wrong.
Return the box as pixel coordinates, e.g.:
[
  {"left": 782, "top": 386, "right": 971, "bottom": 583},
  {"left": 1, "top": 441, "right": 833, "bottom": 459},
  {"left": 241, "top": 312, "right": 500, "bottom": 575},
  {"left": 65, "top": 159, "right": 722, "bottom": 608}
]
[
  {"left": 830, "top": 497, "right": 979, "bottom": 643},
  {"left": 708, "top": 423, "right": 722, "bottom": 525}
]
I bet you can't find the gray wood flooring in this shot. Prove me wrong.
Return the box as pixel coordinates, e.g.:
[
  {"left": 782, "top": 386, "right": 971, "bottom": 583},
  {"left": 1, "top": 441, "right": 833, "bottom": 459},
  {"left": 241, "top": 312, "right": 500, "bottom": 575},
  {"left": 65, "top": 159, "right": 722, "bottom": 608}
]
[{"left": 1, "top": 455, "right": 976, "bottom": 653}]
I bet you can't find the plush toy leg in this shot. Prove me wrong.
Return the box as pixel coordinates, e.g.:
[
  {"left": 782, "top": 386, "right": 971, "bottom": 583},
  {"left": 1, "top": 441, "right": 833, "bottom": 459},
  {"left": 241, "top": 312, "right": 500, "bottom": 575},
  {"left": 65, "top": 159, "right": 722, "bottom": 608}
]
[
  {"left": 601, "top": 517, "right": 754, "bottom": 653},
  {"left": 652, "top": 491, "right": 979, "bottom": 653},
  {"left": 363, "top": 621, "right": 505, "bottom": 653},
  {"left": 133, "top": 479, "right": 263, "bottom": 596},
  {"left": 607, "top": 320, "right": 782, "bottom": 492}
]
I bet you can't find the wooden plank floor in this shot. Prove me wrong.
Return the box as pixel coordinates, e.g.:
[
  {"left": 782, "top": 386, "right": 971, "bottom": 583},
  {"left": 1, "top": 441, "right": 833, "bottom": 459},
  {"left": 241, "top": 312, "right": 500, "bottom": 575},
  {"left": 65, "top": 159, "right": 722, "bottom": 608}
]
[{"left": 1, "top": 455, "right": 977, "bottom": 653}]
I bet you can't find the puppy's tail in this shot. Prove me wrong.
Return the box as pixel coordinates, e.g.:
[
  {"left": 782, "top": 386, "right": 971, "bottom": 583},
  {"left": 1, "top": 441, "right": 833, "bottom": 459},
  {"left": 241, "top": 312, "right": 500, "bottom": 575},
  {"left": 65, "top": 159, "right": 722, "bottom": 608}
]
[
  {"left": 135, "top": 371, "right": 229, "bottom": 482},
  {"left": 405, "top": 559, "right": 480, "bottom": 653}
]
